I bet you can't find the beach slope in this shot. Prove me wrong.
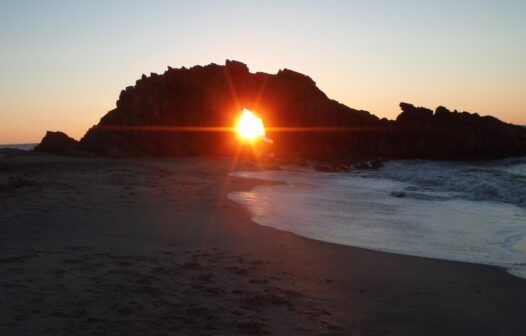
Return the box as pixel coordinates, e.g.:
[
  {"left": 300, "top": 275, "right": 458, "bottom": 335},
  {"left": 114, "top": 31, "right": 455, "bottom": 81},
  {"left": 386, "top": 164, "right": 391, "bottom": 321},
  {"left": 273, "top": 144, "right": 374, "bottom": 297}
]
[{"left": 1, "top": 154, "right": 525, "bottom": 335}]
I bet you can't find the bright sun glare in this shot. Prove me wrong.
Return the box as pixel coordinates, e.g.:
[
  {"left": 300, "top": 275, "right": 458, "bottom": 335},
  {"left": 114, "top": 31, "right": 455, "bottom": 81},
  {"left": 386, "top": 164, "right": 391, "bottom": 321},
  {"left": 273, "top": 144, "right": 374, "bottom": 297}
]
[{"left": 236, "top": 108, "right": 265, "bottom": 141}]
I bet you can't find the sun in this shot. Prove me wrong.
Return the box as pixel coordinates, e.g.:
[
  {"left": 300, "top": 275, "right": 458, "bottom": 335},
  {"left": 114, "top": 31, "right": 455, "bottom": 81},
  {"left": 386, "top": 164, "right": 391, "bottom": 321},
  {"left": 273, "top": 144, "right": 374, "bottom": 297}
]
[{"left": 236, "top": 108, "right": 265, "bottom": 141}]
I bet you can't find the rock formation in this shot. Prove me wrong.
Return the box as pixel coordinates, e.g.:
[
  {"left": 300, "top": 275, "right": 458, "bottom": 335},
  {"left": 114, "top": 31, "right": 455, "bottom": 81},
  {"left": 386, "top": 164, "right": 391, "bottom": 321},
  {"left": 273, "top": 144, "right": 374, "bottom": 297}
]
[
  {"left": 37, "top": 60, "right": 526, "bottom": 161},
  {"left": 35, "top": 131, "right": 78, "bottom": 154},
  {"left": 389, "top": 103, "right": 526, "bottom": 160}
]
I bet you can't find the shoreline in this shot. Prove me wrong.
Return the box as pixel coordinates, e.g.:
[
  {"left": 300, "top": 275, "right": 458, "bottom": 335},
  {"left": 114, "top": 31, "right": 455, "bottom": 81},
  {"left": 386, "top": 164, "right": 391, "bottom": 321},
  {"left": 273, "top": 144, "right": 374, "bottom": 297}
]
[
  {"left": 226, "top": 173, "right": 526, "bottom": 335},
  {"left": 1, "top": 154, "right": 526, "bottom": 335},
  {"left": 228, "top": 165, "right": 526, "bottom": 282}
]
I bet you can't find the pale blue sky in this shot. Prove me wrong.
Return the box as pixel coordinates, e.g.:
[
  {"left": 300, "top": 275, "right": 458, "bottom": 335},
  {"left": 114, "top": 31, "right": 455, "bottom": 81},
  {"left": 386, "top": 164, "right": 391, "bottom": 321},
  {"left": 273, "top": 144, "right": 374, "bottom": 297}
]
[{"left": 1, "top": 0, "right": 525, "bottom": 143}]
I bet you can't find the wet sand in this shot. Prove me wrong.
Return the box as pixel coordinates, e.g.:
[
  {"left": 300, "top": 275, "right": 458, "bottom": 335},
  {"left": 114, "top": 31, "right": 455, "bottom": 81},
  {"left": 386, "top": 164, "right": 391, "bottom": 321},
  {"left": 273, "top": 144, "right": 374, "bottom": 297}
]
[{"left": 1, "top": 154, "right": 525, "bottom": 335}]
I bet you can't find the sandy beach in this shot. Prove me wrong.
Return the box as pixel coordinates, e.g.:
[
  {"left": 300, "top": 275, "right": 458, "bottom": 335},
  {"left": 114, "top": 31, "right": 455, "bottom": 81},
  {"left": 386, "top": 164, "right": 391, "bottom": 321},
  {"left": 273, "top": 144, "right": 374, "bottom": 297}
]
[{"left": 1, "top": 153, "right": 526, "bottom": 335}]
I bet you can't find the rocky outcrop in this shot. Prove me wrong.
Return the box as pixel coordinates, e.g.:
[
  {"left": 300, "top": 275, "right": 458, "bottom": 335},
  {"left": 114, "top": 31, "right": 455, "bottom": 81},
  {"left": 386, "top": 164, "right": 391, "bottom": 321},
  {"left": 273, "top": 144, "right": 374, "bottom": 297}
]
[
  {"left": 78, "top": 60, "right": 382, "bottom": 160},
  {"left": 38, "top": 60, "right": 526, "bottom": 161},
  {"left": 35, "top": 131, "right": 78, "bottom": 154},
  {"left": 386, "top": 103, "right": 526, "bottom": 160}
]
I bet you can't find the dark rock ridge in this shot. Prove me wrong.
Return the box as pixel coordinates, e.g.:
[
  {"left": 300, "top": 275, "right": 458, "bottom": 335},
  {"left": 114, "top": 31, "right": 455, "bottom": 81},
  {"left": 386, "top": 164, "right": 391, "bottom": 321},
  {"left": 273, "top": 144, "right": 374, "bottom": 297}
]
[
  {"left": 391, "top": 103, "right": 526, "bottom": 160},
  {"left": 37, "top": 60, "right": 526, "bottom": 161},
  {"left": 35, "top": 131, "right": 78, "bottom": 154}
]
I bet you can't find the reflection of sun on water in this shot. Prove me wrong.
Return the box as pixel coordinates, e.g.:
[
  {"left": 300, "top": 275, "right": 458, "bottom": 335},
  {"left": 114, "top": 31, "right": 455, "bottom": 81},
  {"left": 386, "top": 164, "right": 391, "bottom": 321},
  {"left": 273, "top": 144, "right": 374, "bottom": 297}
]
[{"left": 236, "top": 109, "right": 265, "bottom": 141}]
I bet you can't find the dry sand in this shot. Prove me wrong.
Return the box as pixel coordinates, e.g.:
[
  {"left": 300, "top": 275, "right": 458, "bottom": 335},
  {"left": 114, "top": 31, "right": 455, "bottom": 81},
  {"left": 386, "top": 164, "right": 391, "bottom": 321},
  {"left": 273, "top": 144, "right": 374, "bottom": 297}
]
[{"left": 1, "top": 154, "right": 526, "bottom": 335}]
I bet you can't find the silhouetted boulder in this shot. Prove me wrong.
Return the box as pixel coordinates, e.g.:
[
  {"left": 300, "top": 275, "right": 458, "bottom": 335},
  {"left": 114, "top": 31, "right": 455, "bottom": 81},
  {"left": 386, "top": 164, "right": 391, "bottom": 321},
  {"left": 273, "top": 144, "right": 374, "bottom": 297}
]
[
  {"left": 35, "top": 60, "right": 526, "bottom": 161},
  {"left": 35, "top": 131, "right": 78, "bottom": 154},
  {"left": 390, "top": 191, "right": 406, "bottom": 198},
  {"left": 368, "top": 158, "right": 384, "bottom": 170}
]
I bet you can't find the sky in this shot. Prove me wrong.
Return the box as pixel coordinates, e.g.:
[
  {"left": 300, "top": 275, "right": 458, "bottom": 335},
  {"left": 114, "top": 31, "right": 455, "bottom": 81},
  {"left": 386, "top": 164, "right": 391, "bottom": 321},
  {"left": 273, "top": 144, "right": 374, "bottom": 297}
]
[{"left": 0, "top": 0, "right": 525, "bottom": 144}]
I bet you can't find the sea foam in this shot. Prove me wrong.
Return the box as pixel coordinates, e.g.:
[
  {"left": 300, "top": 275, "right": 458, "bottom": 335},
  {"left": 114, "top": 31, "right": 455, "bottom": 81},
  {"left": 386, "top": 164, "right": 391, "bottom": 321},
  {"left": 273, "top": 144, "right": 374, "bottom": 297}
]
[{"left": 229, "top": 158, "right": 526, "bottom": 279}]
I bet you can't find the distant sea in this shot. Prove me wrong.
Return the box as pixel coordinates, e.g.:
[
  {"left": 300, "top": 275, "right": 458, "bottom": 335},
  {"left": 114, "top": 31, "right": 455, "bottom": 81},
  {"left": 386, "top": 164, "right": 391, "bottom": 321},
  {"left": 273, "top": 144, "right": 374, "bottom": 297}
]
[
  {"left": 230, "top": 157, "right": 526, "bottom": 279},
  {"left": 0, "top": 144, "right": 37, "bottom": 151}
]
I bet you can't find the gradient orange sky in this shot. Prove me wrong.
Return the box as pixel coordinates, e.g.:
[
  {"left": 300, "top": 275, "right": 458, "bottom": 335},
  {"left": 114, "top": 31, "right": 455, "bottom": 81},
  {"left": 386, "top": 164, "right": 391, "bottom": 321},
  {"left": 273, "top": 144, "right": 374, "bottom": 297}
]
[{"left": 1, "top": 1, "right": 525, "bottom": 144}]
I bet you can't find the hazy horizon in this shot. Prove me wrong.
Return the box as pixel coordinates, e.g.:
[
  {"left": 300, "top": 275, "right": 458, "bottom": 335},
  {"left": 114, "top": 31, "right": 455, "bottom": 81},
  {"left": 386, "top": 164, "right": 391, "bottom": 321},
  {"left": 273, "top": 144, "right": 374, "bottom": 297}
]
[{"left": 1, "top": 0, "right": 525, "bottom": 144}]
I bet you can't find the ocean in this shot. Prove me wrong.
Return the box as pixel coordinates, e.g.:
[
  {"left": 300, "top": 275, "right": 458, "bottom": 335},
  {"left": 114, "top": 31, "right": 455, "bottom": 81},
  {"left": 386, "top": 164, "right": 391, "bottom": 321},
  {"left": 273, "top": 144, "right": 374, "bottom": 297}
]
[
  {"left": 0, "top": 144, "right": 37, "bottom": 151},
  {"left": 229, "top": 157, "right": 526, "bottom": 279}
]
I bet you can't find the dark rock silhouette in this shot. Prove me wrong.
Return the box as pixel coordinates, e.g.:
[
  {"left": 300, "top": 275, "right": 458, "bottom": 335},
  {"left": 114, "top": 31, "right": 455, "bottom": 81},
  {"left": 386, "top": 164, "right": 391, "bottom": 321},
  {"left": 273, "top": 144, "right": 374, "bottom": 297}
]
[
  {"left": 35, "top": 131, "right": 78, "bottom": 154},
  {"left": 79, "top": 60, "right": 382, "bottom": 159},
  {"left": 38, "top": 60, "right": 526, "bottom": 161},
  {"left": 389, "top": 103, "right": 526, "bottom": 160}
]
